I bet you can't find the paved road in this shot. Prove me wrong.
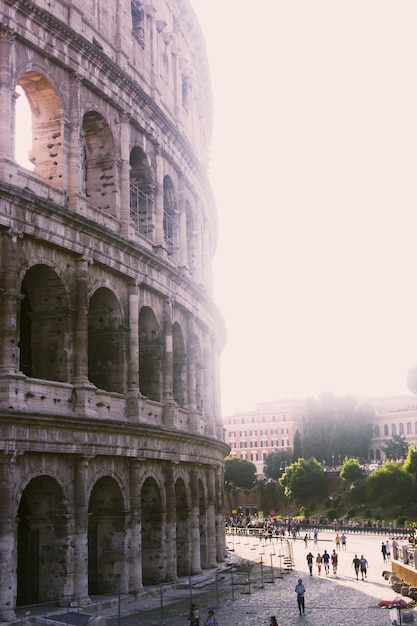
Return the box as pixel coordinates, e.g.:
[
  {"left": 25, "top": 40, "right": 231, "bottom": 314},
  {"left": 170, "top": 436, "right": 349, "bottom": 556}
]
[{"left": 217, "top": 530, "right": 410, "bottom": 626}]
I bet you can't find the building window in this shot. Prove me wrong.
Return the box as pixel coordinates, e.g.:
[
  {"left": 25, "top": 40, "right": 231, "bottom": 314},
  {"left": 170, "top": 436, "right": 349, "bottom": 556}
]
[
  {"left": 281, "top": 428, "right": 288, "bottom": 434},
  {"left": 407, "top": 422, "right": 412, "bottom": 434},
  {"left": 391, "top": 424, "right": 396, "bottom": 436},
  {"left": 240, "top": 430, "right": 246, "bottom": 437},
  {"left": 251, "top": 453, "right": 258, "bottom": 461},
  {"left": 250, "top": 441, "right": 257, "bottom": 448},
  {"left": 229, "top": 431, "right": 236, "bottom": 438},
  {"left": 261, "top": 441, "right": 268, "bottom": 447},
  {"left": 240, "top": 442, "right": 247, "bottom": 448},
  {"left": 250, "top": 430, "right": 257, "bottom": 436},
  {"left": 373, "top": 425, "right": 380, "bottom": 437},
  {"left": 272, "top": 439, "right": 278, "bottom": 447},
  {"left": 399, "top": 423, "right": 404, "bottom": 435},
  {"left": 384, "top": 424, "right": 389, "bottom": 436}
]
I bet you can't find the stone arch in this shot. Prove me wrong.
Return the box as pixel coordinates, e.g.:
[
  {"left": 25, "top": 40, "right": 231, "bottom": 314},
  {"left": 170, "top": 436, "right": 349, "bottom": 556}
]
[
  {"left": 16, "top": 71, "right": 64, "bottom": 188},
  {"left": 139, "top": 306, "right": 162, "bottom": 401},
  {"left": 141, "top": 476, "right": 164, "bottom": 583},
  {"left": 88, "top": 476, "right": 126, "bottom": 594},
  {"left": 17, "top": 475, "right": 69, "bottom": 606},
  {"left": 88, "top": 287, "right": 125, "bottom": 393},
  {"left": 19, "top": 264, "right": 69, "bottom": 381},
  {"left": 163, "top": 175, "right": 177, "bottom": 256},
  {"left": 172, "top": 322, "right": 186, "bottom": 407},
  {"left": 82, "top": 110, "right": 117, "bottom": 213},
  {"left": 198, "top": 478, "right": 208, "bottom": 569},
  {"left": 129, "top": 146, "right": 154, "bottom": 237}
]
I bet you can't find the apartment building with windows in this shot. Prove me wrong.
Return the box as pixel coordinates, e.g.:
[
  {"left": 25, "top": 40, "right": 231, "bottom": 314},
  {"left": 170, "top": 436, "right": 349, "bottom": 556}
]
[{"left": 223, "top": 399, "right": 306, "bottom": 476}]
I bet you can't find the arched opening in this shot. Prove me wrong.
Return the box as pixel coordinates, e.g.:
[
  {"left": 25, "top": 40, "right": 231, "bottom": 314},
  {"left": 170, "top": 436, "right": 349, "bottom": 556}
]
[
  {"left": 198, "top": 478, "right": 207, "bottom": 569},
  {"left": 139, "top": 306, "right": 162, "bottom": 401},
  {"left": 175, "top": 478, "right": 190, "bottom": 576},
  {"left": 19, "top": 265, "right": 68, "bottom": 381},
  {"left": 88, "top": 477, "right": 125, "bottom": 594},
  {"left": 172, "top": 323, "right": 186, "bottom": 407},
  {"left": 15, "top": 85, "right": 33, "bottom": 170},
  {"left": 141, "top": 477, "right": 164, "bottom": 583},
  {"left": 82, "top": 111, "right": 117, "bottom": 213},
  {"left": 163, "top": 176, "right": 177, "bottom": 256},
  {"left": 129, "top": 146, "right": 154, "bottom": 237},
  {"left": 194, "top": 336, "right": 204, "bottom": 412},
  {"left": 17, "top": 72, "right": 64, "bottom": 187},
  {"left": 17, "top": 476, "right": 68, "bottom": 606},
  {"left": 88, "top": 287, "right": 125, "bottom": 393}
]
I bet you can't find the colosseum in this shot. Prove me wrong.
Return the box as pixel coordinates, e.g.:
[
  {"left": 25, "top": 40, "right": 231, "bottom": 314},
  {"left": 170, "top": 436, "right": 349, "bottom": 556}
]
[{"left": 0, "top": 0, "right": 228, "bottom": 618}]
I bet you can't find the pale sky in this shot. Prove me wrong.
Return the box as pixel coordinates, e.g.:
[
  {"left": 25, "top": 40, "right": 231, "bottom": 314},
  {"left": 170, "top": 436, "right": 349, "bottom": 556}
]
[{"left": 190, "top": 0, "right": 417, "bottom": 416}]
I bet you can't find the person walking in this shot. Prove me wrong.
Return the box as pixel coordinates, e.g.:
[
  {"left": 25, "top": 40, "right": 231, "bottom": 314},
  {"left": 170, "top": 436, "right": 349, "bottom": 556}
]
[
  {"left": 341, "top": 532, "right": 347, "bottom": 550},
  {"left": 385, "top": 540, "right": 391, "bottom": 561},
  {"left": 204, "top": 610, "right": 217, "bottom": 626},
  {"left": 188, "top": 604, "right": 200, "bottom": 626},
  {"left": 315, "top": 552, "right": 322, "bottom": 575},
  {"left": 331, "top": 549, "right": 338, "bottom": 575},
  {"left": 295, "top": 578, "right": 306, "bottom": 616},
  {"left": 306, "top": 551, "right": 314, "bottom": 576},
  {"left": 352, "top": 554, "right": 360, "bottom": 580},
  {"left": 303, "top": 533, "right": 309, "bottom": 548},
  {"left": 359, "top": 554, "right": 368, "bottom": 580},
  {"left": 335, "top": 533, "right": 341, "bottom": 551},
  {"left": 381, "top": 541, "right": 387, "bottom": 562},
  {"left": 322, "top": 549, "right": 330, "bottom": 575}
]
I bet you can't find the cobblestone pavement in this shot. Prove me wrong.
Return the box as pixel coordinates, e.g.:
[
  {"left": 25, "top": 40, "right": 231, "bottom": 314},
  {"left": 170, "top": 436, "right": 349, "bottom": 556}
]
[
  {"left": 217, "top": 531, "right": 409, "bottom": 626},
  {"left": 101, "top": 531, "right": 413, "bottom": 626}
]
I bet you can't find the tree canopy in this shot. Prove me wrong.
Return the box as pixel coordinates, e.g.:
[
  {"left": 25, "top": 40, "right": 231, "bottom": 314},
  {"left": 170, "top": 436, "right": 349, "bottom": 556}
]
[
  {"left": 366, "top": 463, "right": 415, "bottom": 511},
  {"left": 382, "top": 435, "right": 409, "bottom": 462},
  {"left": 302, "top": 393, "right": 374, "bottom": 464},
  {"left": 280, "top": 457, "right": 325, "bottom": 504},
  {"left": 224, "top": 457, "right": 257, "bottom": 491},
  {"left": 263, "top": 450, "right": 293, "bottom": 481},
  {"left": 340, "top": 457, "right": 364, "bottom": 486}
]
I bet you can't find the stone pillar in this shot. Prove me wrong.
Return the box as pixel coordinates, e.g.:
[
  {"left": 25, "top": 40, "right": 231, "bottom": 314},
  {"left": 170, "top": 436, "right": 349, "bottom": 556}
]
[
  {"left": 0, "top": 229, "right": 20, "bottom": 375},
  {"left": 128, "top": 460, "right": 142, "bottom": 592},
  {"left": 67, "top": 73, "right": 83, "bottom": 207},
  {"left": 153, "top": 150, "right": 165, "bottom": 252},
  {"left": 187, "top": 317, "right": 197, "bottom": 411},
  {"left": 206, "top": 469, "right": 217, "bottom": 568},
  {"left": 162, "top": 299, "right": 175, "bottom": 425},
  {"left": 0, "top": 452, "right": 17, "bottom": 621},
  {"left": 211, "top": 335, "right": 224, "bottom": 439},
  {"left": 0, "top": 26, "right": 15, "bottom": 161},
  {"left": 73, "top": 456, "right": 89, "bottom": 600},
  {"left": 177, "top": 173, "right": 187, "bottom": 267},
  {"left": 72, "top": 258, "right": 96, "bottom": 415},
  {"left": 203, "top": 331, "right": 214, "bottom": 437},
  {"left": 127, "top": 284, "right": 140, "bottom": 420},
  {"left": 119, "top": 112, "right": 131, "bottom": 237},
  {"left": 189, "top": 470, "right": 202, "bottom": 574},
  {"left": 164, "top": 464, "right": 177, "bottom": 581},
  {"left": 215, "top": 466, "right": 227, "bottom": 561}
]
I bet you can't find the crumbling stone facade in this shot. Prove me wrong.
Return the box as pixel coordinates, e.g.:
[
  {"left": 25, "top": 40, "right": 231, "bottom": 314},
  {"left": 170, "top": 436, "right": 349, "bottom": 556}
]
[{"left": 0, "top": 0, "right": 227, "bottom": 619}]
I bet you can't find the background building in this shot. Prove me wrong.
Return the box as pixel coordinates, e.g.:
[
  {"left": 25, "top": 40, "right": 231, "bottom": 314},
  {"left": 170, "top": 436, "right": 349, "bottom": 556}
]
[
  {"left": 0, "top": 0, "right": 227, "bottom": 618},
  {"left": 223, "top": 399, "right": 306, "bottom": 477},
  {"left": 367, "top": 395, "right": 417, "bottom": 462}
]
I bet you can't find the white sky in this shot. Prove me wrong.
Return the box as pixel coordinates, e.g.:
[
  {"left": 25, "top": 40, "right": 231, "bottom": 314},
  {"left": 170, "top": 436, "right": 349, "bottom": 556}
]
[{"left": 190, "top": 0, "right": 417, "bottom": 416}]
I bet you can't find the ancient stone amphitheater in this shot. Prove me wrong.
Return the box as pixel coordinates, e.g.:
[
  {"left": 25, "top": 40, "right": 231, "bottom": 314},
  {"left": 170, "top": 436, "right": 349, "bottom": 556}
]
[{"left": 0, "top": 0, "right": 227, "bottom": 618}]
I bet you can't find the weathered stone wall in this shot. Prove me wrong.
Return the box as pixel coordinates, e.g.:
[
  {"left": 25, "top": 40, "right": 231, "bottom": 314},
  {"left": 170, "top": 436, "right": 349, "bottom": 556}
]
[{"left": 0, "top": 0, "right": 227, "bottom": 619}]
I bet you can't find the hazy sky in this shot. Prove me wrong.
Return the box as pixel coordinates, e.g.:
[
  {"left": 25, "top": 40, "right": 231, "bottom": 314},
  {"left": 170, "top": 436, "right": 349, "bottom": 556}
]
[{"left": 190, "top": 0, "right": 417, "bottom": 415}]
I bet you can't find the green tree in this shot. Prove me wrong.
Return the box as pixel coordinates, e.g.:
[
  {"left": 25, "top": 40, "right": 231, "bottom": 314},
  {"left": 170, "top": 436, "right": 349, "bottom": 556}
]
[
  {"left": 224, "top": 457, "right": 257, "bottom": 512},
  {"left": 340, "top": 457, "right": 364, "bottom": 486},
  {"left": 224, "top": 457, "right": 257, "bottom": 490},
  {"left": 366, "top": 463, "right": 415, "bottom": 511},
  {"left": 382, "top": 435, "right": 409, "bottom": 461},
  {"left": 292, "top": 429, "right": 302, "bottom": 461},
  {"left": 263, "top": 450, "right": 292, "bottom": 480},
  {"left": 280, "top": 457, "right": 325, "bottom": 504},
  {"left": 403, "top": 443, "right": 417, "bottom": 479}
]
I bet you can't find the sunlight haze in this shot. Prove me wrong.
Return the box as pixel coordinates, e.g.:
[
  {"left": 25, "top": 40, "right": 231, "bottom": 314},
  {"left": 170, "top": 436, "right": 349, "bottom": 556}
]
[{"left": 189, "top": 0, "right": 417, "bottom": 415}]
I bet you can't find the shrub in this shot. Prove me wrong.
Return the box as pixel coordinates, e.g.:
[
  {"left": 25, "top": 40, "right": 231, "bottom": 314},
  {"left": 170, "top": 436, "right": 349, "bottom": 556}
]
[{"left": 327, "top": 507, "right": 337, "bottom": 520}]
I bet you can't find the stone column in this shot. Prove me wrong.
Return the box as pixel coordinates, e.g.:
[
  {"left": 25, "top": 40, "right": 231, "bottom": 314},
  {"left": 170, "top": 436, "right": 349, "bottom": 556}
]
[
  {"left": 67, "top": 73, "right": 83, "bottom": 208},
  {"left": 162, "top": 299, "right": 175, "bottom": 425},
  {"left": 72, "top": 258, "right": 96, "bottom": 415},
  {"left": 187, "top": 317, "right": 197, "bottom": 411},
  {"left": 164, "top": 464, "right": 177, "bottom": 581},
  {"left": 211, "top": 334, "right": 224, "bottom": 439},
  {"left": 0, "top": 26, "right": 15, "bottom": 161},
  {"left": 128, "top": 460, "right": 142, "bottom": 592},
  {"left": 215, "top": 466, "right": 227, "bottom": 561},
  {"left": 127, "top": 284, "right": 140, "bottom": 420},
  {"left": 153, "top": 150, "right": 165, "bottom": 252},
  {"left": 119, "top": 112, "right": 131, "bottom": 237},
  {"left": 0, "top": 229, "right": 20, "bottom": 375},
  {"left": 189, "top": 470, "right": 202, "bottom": 574},
  {"left": 177, "top": 173, "right": 187, "bottom": 267},
  {"left": 206, "top": 469, "right": 217, "bottom": 568},
  {"left": 0, "top": 452, "right": 17, "bottom": 621},
  {"left": 73, "top": 456, "right": 89, "bottom": 601},
  {"left": 203, "top": 330, "right": 214, "bottom": 437}
]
